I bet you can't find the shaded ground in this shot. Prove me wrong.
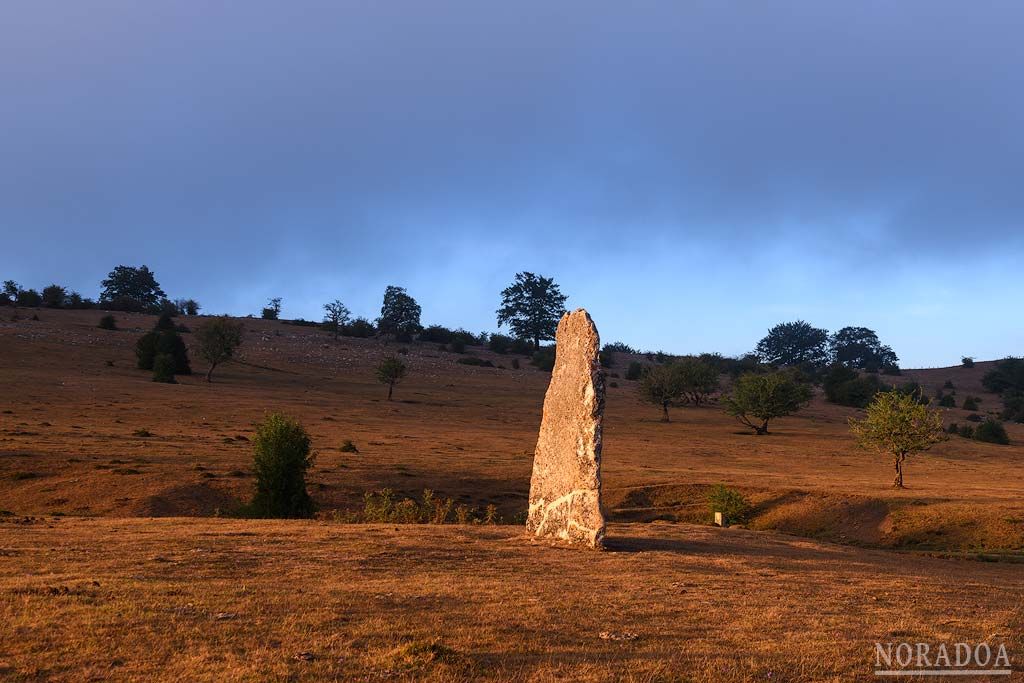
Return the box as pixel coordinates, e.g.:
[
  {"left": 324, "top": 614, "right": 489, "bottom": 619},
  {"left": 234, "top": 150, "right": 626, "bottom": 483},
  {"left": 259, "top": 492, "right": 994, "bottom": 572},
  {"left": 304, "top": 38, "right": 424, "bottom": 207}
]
[{"left": 1, "top": 518, "right": 1022, "bottom": 682}]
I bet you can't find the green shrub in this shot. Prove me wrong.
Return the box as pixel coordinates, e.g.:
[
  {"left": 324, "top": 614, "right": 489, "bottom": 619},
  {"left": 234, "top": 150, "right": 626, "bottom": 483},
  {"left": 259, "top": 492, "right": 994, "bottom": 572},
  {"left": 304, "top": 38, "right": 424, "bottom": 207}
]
[
  {"left": 946, "top": 422, "right": 959, "bottom": 434},
  {"left": 98, "top": 315, "right": 117, "bottom": 330},
  {"left": 943, "top": 380, "right": 955, "bottom": 389},
  {"left": 450, "top": 338, "right": 466, "bottom": 354},
  {"left": 418, "top": 324, "right": 453, "bottom": 344},
  {"left": 962, "top": 396, "right": 980, "bottom": 411},
  {"left": 823, "top": 365, "right": 889, "bottom": 408},
  {"left": 604, "top": 341, "right": 637, "bottom": 354},
  {"left": 706, "top": 484, "right": 752, "bottom": 524},
  {"left": 341, "top": 317, "right": 376, "bottom": 338},
  {"left": 958, "top": 425, "right": 975, "bottom": 439},
  {"left": 974, "top": 419, "right": 1010, "bottom": 445},
  {"left": 488, "top": 333, "right": 512, "bottom": 354},
  {"left": 509, "top": 338, "right": 534, "bottom": 356},
  {"left": 937, "top": 394, "right": 956, "bottom": 408},
  {"left": 340, "top": 440, "right": 359, "bottom": 453},
  {"left": 152, "top": 353, "right": 177, "bottom": 383},
  {"left": 1002, "top": 392, "right": 1024, "bottom": 423},
  {"left": 531, "top": 347, "right": 556, "bottom": 372},
  {"left": 249, "top": 413, "right": 315, "bottom": 518},
  {"left": 625, "top": 361, "right": 643, "bottom": 381},
  {"left": 961, "top": 356, "right": 975, "bottom": 368},
  {"left": 136, "top": 327, "right": 190, "bottom": 374},
  {"left": 135, "top": 332, "right": 158, "bottom": 369}
]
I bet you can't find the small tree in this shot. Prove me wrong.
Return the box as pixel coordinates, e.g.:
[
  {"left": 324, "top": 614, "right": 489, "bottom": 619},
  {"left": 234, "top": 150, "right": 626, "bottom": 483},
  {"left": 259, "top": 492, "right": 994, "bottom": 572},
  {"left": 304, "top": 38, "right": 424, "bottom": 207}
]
[
  {"left": 1, "top": 280, "right": 17, "bottom": 305},
  {"left": 496, "top": 272, "right": 568, "bottom": 351},
  {"left": 723, "top": 371, "right": 812, "bottom": 435},
  {"left": 176, "top": 298, "right": 200, "bottom": 316},
  {"left": 262, "top": 297, "right": 282, "bottom": 320},
  {"left": 322, "top": 300, "right": 351, "bottom": 340},
  {"left": 41, "top": 284, "right": 67, "bottom": 308},
  {"left": 98, "top": 315, "right": 117, "bottom": 330},
  {"left": 376, "top": 355, "right": 407, "bottom": 400},
  {"left": 16, "top": 288, "right": 42, "bottom": 307},
  {"left": 676, "top": 358, "right": 720, "bottom": 407},
  {"left": 249, "top": 413, "right": 315, "bottom": 518},
  {"left": 639, "top": 364, "right": 686, "bottom": 422},
  {"left": 377, "top": 286, "right": 421, "bottom": 341},
  {"left": 195, "top": 317, "right": 244, "bottom": 382},
  {"left": 961, "top": 356, "right": 975, "bottom": 368},
  {"left": 152, "top": 353, "right": 177, "bottom": 383},
  {"left": 849, "top": 390, "right": 946, "bottom": 488}
]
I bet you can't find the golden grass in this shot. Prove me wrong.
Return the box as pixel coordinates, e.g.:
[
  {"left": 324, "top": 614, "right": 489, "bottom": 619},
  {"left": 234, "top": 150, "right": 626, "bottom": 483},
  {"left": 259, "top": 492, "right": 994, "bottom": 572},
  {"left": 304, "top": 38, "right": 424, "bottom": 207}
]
[{"left": 2, "top": 518, "right": 1022, "bottom": 681}]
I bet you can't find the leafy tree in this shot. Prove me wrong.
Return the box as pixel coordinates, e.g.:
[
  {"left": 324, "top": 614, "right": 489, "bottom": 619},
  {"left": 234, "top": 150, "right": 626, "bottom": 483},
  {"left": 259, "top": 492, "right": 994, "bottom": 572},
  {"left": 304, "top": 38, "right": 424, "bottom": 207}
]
[
  {"left": 2, "top": 280, "right": 17, "bottom": 305},
  {"left": 496, "top": 272, "right": 568, "bottom": 351},
  {"left": 376, "top": 355, "right": 407, "bottom": 400},
  {"left": 98, "top": 315, "right": 117, "bottom": 330},
  {"left": 41, "top": 284, "right": 67, "bottom": 308},
  {"left": 937, "top": 393, "right": 956, "bottom": 408},
  {"left": 604, "top": 341, "right": 637, "bottom": 354},
  {"left": 488, "top": 333, "right": 512, "bottom": 354},
  {"left": 849, "top": 390, "right": 947, "bottom": 488},
  {"left": 100, "top": 265, "right": 165, "bottom": 312},
  {"left": 136, "top": 323, "right": 191, "bottom": 375},
  {"left": 15, "top": 288, "right": 42, "bottom": 307},
  {"left": 419, "top": 324, "right": 454, "bottom": 344},
  {"left": 195, "top": 317, "right": 244, "bottom": 382},
  {"left": 981, "top": 358, "right": 1024, "bottom": 422},
  {"left": 322, "top": 300, "right": 351, "bottom": 340},
  {"left": 676, "top": 358, "right": 720, "bottom": 407},
  {"left": 261, "top": 297, "right": 282, "bottom": 320},
  {"left": 639, "top": 364, "right": 686, "bottom": 422},
  {"left": 175, "top": 298, "right": 200, "bottom": 315},
  {"left": 723, "top": 371, "right": 812, "bottom": 435},
  {"left": 249, "top": 413, "right": 315, "bottom": 518},
  {"left": 625, "top": 361, "right": 644, "bottom": 381},
  {"left": 377, "top": 286, "right": 422, "bottom": 341},
  {"left": 755, "top": 320, "right": 829, "bottom": 368},
  {"left": 828, "top": 326, "right": 899, "bottom": 371},
  {"left": 961, "top": 356, "right": 975, "bottom": 368},
  {"left": 962, "top": 396, "right": 980, "bottom": 411}
]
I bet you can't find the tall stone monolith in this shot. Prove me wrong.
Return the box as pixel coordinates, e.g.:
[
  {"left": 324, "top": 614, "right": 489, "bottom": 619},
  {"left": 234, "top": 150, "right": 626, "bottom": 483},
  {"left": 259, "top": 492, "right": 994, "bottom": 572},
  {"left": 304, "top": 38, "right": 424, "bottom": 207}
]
[{"left": 526, "top": 308, "right": 605, "bottom": 548}]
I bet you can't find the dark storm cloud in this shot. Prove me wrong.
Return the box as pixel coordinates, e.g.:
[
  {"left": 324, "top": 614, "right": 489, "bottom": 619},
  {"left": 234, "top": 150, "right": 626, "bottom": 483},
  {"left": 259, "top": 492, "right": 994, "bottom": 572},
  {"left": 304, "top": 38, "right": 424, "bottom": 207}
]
[{"left": 1, "top": 1, "right": 1022, "bottom": 364}]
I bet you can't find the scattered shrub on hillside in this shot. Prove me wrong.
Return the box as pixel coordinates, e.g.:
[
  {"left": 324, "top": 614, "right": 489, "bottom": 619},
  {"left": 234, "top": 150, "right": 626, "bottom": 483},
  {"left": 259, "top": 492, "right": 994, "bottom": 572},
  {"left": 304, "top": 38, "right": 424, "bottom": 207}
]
[
  {"left": 98, "top": 315, "right": 117, "bottom": 330},
  {"left": 457, "top": 356, "right": 494, "bottom": 367},
  {"left": 152, "top": 353, "right": 177, "bottom": 384},
  {"left": 376, "top": 355, "right": 407, "bottom": 401},
  {"left": 962, "top": 356, "right": 975, "bottom": 368},
  {"left": 962, "top": 396, "right": 980, "bottom": 411},
  {"left": 488, "top": 333, "right": 512, "bottom": 354},
  {"left": 136, "top": 327, "right": 190, "bottom": 375},
  {"left": 937, "top": 394, "right": 956, "bottom": 408},
  {"left": 943, "top": 380, "right": 955, "bottom": 389},
  {"left": 823, "top": 365, "right": 889, "bottom": 408},
  {"left": 360, "top": 488, "right": 482, "bottom": 525},
  {"left": 341, "top": 317, "right": 376, "bottom": 338},
  {"left": 706, "top": 484, "right": 752, "bottom": 525},
  {"left": 974, "top": 419, "right": 1010, "bottom": 445},
  {"left": 509, "top": 337, "right": 535, "bottom": 356},
  {"left": 965, "top": 413, "right": 984, "bottom": 423},
  {"left": 16, "top": 289, "right": 42, "bottom": 307},
  {"left": 531, "top": 346, "right": 556, "bottom": 372},
  {"left": 248, "top": 413, "right": 315, "bottom": 518},
  {"left": 340, "top": 440, "right": 359, "bottom": 453},
  {"left": 604, "top": 341, "right": 637, "bottom": 354},
  {"left": 946, "top": 422, "right": 959, "bottom": 435},
  {"left": 599, "top": 350, "right": 614, "bottom": 368},
  {"left": 625, "top": 361, "right": 644, "bottom": 381},
  {"left": 958, "top": 424, "right": 975, "bottom": 439},
  {"left": 419, "top": 324, "right": 453, "bottom": 344},
  {"left": 450, "top": 338, "right": 466, "bottom": 354},
  {"left": 1001, "top": 392, "right": 1024, "bottom": 423}
]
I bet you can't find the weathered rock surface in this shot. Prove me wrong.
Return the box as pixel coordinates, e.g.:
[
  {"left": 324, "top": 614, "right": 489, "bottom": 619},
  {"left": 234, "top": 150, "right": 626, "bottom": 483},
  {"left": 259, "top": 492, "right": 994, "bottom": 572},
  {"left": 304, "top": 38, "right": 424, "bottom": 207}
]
[{"left": 526, "top": 308, "right": 605, "bottom": 548}]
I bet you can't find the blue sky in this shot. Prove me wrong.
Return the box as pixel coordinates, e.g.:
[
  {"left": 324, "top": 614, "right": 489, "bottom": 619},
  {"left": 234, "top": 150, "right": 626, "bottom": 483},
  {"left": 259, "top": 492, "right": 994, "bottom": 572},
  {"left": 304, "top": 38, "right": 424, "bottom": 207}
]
[{"left": 2, "top": 1, "right": 1022, "bottom": 367}]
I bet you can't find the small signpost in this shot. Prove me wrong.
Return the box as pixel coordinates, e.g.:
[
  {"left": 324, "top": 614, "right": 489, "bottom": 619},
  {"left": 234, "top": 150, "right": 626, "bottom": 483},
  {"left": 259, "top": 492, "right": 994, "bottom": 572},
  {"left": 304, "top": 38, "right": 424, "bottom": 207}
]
[{"left": 714, "top": 512, "right": 727, "bottom": 527}]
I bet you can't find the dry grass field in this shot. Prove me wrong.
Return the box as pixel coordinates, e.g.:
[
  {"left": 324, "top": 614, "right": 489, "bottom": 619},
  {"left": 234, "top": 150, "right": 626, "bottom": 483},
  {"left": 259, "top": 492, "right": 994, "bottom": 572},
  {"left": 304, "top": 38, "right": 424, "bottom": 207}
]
[{"left": 2, "top": 309, "right": 1023, "bottom": 680}]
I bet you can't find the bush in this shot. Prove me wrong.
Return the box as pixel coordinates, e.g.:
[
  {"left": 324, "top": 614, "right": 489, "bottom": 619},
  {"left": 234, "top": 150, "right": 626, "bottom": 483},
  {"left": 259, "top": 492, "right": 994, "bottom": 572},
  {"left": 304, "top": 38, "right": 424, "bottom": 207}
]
[
  {"left": 136, "top": 328, "right": 190, "bottom": 374},
  {"left": 531, "top": 346, "right": 556, "bottom": 372},
  {"left": 937, "top": 394, "right": 956, "bottom": 408},
  {"left": 152, "top": 353, "right": 177, "bottom": 383},
  {"left": 1001, "top": 392, "right": 1024, "bottom": 423},
  {"left": 509, "top": 338, "right": 535, "bottom": 356},
  {"left": 958, "top": 424, "right": 975, "bottom": 439},
  {"left": 962, "top": 356, "right": 975, "bottom": 368},
  {"left": 965, "top": 413, "right": 984, "bottom": 423},
  {"left": 419, "top": 324, "right": 453, "bottom": 344},
  {"left": 98, "top": 315, "right": 117, "bottom": 331},
  {"left": 457, "top": 356, "right": 494, "bottom": 367},
  {"left": 340, "top": 440, "right": 359, "bottom": 453},
  {"left": 706, "top": 484, "right": 752, "bottom": 525},
  {"left": 962, "top": 396, "right": 980, "bottom": 411},
  {"left": 943, "top": 380, "right": 955, "bottom": 389},
  {"left": 974, "top": 419, "right": 1010, "bottom": 445},
  {"left": 946, "top": 422, "right": 959, "bottom": 435},
  {"left": 823, "top": 365, "right": 889, "bottom": 408},
  {"left": 599, "top": 350, "right": 614, "bottom": 368},
  {"left": 449, "top": 338, "right": 466, "bottom": 354},
  {"left": 16, "top": 289, "right": 42, "bottom": 307},
  {"left": 604, "top": 341, "right": 637, "bottom": 354},
  {"left": 625, "top": 361, "right": 643, "bottom": 381},
  {"left": 341, "top": 317, "right": 376, "bottom": 338},
  {"left": 249, "top": 414, "right": 315, "bottom": 518},
  {"left": 488, "top": 333, "right": 512, "bottom": 354}
]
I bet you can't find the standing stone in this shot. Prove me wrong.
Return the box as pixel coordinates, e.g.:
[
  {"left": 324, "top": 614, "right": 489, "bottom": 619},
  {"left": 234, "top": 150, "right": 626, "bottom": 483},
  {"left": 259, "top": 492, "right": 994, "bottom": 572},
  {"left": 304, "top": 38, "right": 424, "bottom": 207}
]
[{"left": 526, "top": 308, "right": 605, "bottom": 548}]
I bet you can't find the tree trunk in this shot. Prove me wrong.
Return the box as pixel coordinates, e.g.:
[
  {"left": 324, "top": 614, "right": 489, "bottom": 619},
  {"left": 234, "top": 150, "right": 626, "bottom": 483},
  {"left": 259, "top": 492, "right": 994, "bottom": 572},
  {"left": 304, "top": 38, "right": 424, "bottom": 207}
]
[
  {"left": 755, "top": 419, "right": 769, "bottom": 435},
  {"left": 534, "top": 336, "right": 540, "bottom": 352},
  {"left": 387, "top": 382, "right": 394, "bottom": 401},
  {"left": 893, "top": 453, "right": 905, "bottom": 488},
  {"left": 205, "top": 362, "right": 216, "bottom": 383},
  {"left": 662, "top": 402, "right": 670, "bottom": 422}
]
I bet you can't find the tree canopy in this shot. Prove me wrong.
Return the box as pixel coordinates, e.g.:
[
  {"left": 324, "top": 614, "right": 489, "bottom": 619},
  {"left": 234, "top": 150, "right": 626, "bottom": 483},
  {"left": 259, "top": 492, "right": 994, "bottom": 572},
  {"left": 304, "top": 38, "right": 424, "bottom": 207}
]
[
  {"left": 849, "top": 389, "right": 946, "bottom": 488},
  {"left": 723, "top": 371, "right": 812, "bottom": 435},
  {"left": 755, "top": 320, "right": 829, "bottom": 368},
  {"left": 195, "top": 317, "right": 244, "bottom": 382},
  {"left": 377, "top": 286, "right": 422, "bottom": 341},
  {"left": 829, "top": 326, "right": 899, "bottom": 371},
  {"left": 322, "top": 300, "right": 351, "bottom": 340},
  {"left": 496, "top": 272, "right": 567, "bottom": 351},
  {"left": 100, "top": 265, "right": 165, "bottom": 311}
]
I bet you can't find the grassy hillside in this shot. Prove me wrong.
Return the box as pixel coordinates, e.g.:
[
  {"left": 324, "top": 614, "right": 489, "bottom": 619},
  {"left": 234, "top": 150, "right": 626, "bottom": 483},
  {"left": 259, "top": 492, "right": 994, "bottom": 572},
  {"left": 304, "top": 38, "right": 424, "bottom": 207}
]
[{"left": 1, "top": 309, "right": 1023, "bottom": 554}]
